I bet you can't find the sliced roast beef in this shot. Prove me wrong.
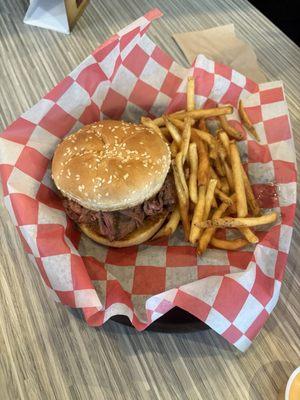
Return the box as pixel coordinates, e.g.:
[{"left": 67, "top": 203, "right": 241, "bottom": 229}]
[{"left": 62, "top": 173, "right": 176, "bottom": 241}]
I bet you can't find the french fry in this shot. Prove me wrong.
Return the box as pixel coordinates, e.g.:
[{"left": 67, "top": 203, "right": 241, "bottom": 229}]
[
  {"left": 172, "top": 163, "right": 190, "bottom": 240},
  {"left": 141, "top": 117, "right": 166, "bottom": 141},
  {"left": 187, "top": 77, "right": 195, "bottom": 111},
  {"left": 223, "top": 161, "right": 234, "bottom": 191},
  {"left": 196, "top": 212, "right": 278, "bottom": 229},
  {"left": 238, "top": 99, "right": 260, "bottom": 141},
  {"left": 152, "top": 207, "right": 181, "bottom": 240},
  {"left": 215, "top": 188, "right": 233, "bottom": 205},
  {"left": 211, "top": 237, "right": 249, "bottom": 250},
  {"left": 172, "top": 109, "right": 186, "bottom": 116},
  {"left": 204, "top": 179, "right": 218, "bottom": 219},
  {"left": 150, "top": 109, "right": 186, "bottom": 127},
  {"left": 164, "top": 117, "right": 182, "bottom": 146},
  {"left": 239, "top": 227, "right": 259, "bottom": 244},
  {"left": 220, "top": 177, "right": 230, "bottom": 194},
  {"left": 192, "top": 129, "right": 217, "bottom": 155},
  {"left": 170, "top": 141, "right": 178, "bottom": 158},
  {"left": 160, "top": 126, "right": 172, "bottom": 141},
  {"left": 175, "top": 152, "right": 189, "bottom": 198},
  {"left": 217, "top": 142, "right": 227, "bottom": 163},
  {"left": 227, "top": 199, "right": 237, "bottom": 215},
  {"left": 197, "top": 201, "right": 229, "bottom": 255},
  {"left": 181, "top": 117, "right": 192, "bottom": 163},
  {"left": 209, "top": 142, "right": 218, "bottom": 160},
  {"left": 139, "top": 103, "right": 273, "bottom": 257},
  {"left": 230, "top": 142, "right": 248, "bottom": 217},
  {"left": 210, "top": 167, "right": 222, "bottom": 189},
  {"left": 149, "top": 115, "right": 164, "bottom": 127},
  {"left": 198, "top": 118, "right": 208, "bottom": 132},
  {"left": 241, "top": 167, "right": 261, "bottom": 216},
  {"left": 189, "top": 185, "right": 206, "bottom": 244},
  {"left": 218, "top": 130, "right": 231, "bottom": 158},
  {"left": 219, "top": 115, "right": 243, "bottom": 140},
  {"left": 172, "top": 105, "right": 233, "bottom": 121},
  {"left": 212, "top": 195, "right": 218, "bottom": 208},
  {"left": 188, "top": 143, "right": 198, "bottom": 204},
  {"left": 196, "top": 138, "right": 210, "bottom": 186},
  {"left": 168, "top": 117, "right": 214, "bottom": 147},
  {"left": 214, "top": 155, "right": 225, "bottom": 177}
]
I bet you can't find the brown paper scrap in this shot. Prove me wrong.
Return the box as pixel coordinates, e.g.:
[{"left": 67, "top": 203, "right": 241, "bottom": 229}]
[{"left": 173, "top": 24, "right": 267, "bottom": 83}]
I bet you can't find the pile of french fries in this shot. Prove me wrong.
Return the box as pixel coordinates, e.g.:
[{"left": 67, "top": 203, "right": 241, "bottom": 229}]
[{"left": 142, "top": 77, "right": 277, "bottom": 255}]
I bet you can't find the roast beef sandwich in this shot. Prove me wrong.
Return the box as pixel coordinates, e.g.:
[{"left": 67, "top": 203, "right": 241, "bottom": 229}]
[{"left": 52, "top": 120, "right": 177, "bottom": 247}]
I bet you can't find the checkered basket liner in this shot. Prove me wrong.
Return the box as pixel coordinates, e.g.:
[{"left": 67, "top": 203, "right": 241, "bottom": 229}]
[{"left": 0, "top": 9, "right": 296, "bottom": 351}]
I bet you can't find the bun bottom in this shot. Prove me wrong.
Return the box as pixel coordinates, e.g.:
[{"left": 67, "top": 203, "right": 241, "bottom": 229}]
[{"left": 79, "top": 213, "right": 168, "bottom": 248}]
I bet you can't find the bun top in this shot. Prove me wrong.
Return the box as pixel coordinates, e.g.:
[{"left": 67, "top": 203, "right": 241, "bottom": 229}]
[{"left": 52, "top": 120, "right": 171, "bottom": 211}]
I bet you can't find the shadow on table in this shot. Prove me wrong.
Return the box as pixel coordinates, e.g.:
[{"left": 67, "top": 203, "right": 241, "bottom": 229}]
[
  {"left": 69, "top": 307, "right": 235, "bottom": 359},
  {"left": 248, "top": 360, "right": 295, "bottom": 400}
]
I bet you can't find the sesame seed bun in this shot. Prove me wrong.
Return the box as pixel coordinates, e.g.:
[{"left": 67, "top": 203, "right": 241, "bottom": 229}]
[
  {"left": 79, "top": 212, "right": 167, "bottom": 248},
  {"left": 52, "top": 120, "right": 171, "bottom": 211}
]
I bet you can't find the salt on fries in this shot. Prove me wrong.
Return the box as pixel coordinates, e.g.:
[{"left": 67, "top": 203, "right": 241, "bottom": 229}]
[{"left": 148, "top": 76, "right": 277, "bottom": 255}]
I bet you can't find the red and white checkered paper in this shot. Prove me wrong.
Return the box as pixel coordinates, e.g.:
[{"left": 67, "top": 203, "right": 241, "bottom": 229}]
[{"left": 0, "top": 9, "right": 297, "bottom": 351}]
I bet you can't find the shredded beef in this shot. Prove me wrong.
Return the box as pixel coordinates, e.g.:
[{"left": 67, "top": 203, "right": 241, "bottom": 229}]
[
  {"left": 62, "top": 199, "right": 98, "bottom": 224},
  {"left": 63, "top": 174, "right": 176, "bottom": 241}
]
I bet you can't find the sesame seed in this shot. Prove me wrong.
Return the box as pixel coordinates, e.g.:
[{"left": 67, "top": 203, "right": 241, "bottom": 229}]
[{"left": 124, "top": 173, "right": 129, "bottom": 180}]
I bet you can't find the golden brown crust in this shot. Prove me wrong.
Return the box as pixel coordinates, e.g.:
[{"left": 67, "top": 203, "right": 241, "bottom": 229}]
[
  {"left": 79, "top": 213, "right": 168, "bottom": 247},
  {"left": 52, "top": 120, "right": 171, "bottom": 211}
]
